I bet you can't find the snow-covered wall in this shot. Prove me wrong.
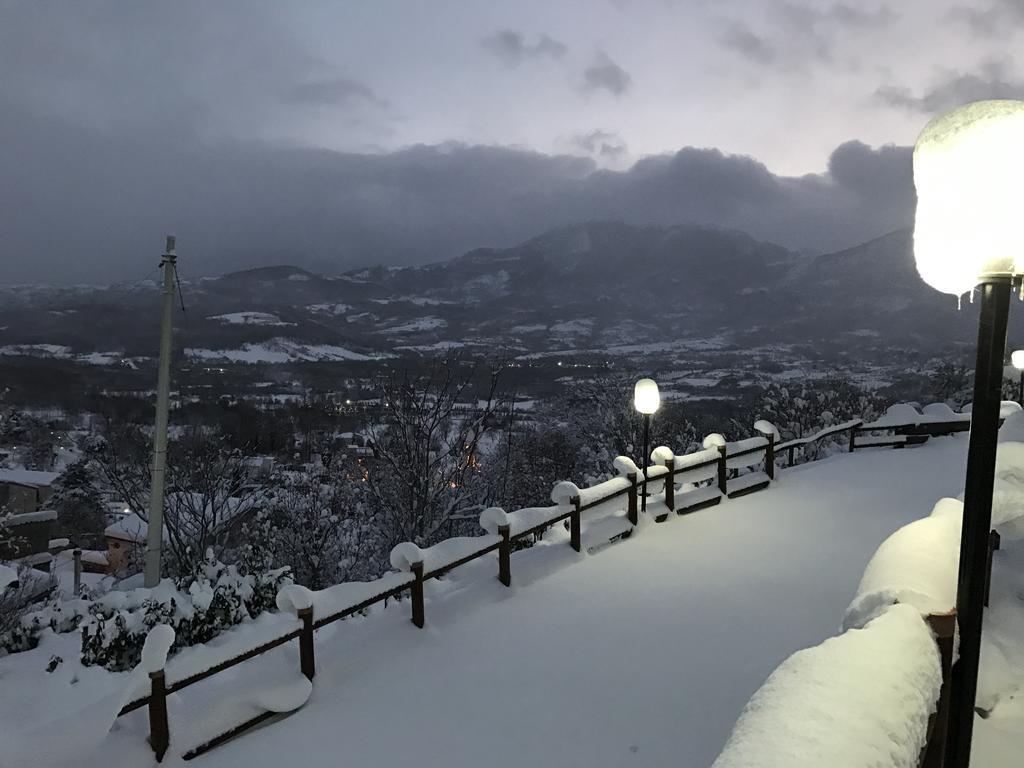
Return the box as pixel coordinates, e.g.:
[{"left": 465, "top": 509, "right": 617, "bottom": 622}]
[{"left": 713, "top": 604, "right": 941, "bottom": 768}]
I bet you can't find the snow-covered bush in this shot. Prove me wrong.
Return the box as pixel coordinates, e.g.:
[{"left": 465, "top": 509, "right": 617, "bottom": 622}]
[
  {"left": 1, "top": 592, "right": 91, "bottom": 654},
  {"left": 79, "top": 551, "right": 291, "bottom": 671}
]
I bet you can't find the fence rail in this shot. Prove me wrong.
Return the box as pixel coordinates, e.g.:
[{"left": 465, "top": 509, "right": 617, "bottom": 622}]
[{"left": 114, "top": 407, "right": 980, "bottom": 762}]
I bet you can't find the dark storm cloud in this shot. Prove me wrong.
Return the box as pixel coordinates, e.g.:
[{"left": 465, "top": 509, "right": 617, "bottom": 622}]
[
  {"left": 0, "top": 97, "right": 914, "bottom": 283},
  {"left": 571, "top": 130, "right": 628, "bottom": 159},
  {"left": 0, "top": 0, "right": 919, "bottom": 284},
  {"left": 876, "top": 61, "right": 1024, "bottom": 113},
  {"left": 283, "top": 78, "right": 389, "bottom": 108},
  {"left": 481, "top": 30, "right": 568, "bottom": 65},
  {"left": 582, "top": 53, "right": 632, "bottom": 96}
]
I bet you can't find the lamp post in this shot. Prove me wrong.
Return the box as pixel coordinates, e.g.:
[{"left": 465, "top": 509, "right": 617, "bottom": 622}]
[
  {"left": 913, "top": 100, "right": 1024, "bottom": 768},
  {"left": 634, "top": 378, "right": 660, "bottom": 515},
  {"left": 1012, "top": 350, "right": 1024, "bottom": 406}
]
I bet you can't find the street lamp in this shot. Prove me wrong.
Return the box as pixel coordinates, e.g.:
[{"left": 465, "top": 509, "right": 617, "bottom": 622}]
[
  {"left": 913, "top": 99, "right": 1024, "bottom": 768},
  {"left": 1012, "top": 350, "right": 1024, "bottom": 405},
  {"left": 634, "top": 378, "right": 660, "bottom": 514}
]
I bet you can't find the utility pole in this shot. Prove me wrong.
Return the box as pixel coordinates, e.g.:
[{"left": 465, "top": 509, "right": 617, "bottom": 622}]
[{"left": 144, "top": 235, "right": 176, "bottom": 587}]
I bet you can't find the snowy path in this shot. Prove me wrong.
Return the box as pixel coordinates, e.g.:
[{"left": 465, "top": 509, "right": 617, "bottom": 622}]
[{"left": 94, "top": 436, "right": 975, "bottom": 768}]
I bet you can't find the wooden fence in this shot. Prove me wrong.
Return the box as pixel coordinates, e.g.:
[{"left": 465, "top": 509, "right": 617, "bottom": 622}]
[{"left": 115, "top": 411, "right": 976, "bottom": 762}]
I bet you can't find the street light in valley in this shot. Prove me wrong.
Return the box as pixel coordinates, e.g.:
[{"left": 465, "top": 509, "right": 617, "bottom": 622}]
[
  {"left": 634, "top": 378, "right": 660, "bottom": 515},
  {"left": 1012, "top": 350, "right": 1024, "bottom": 405},
  {"left": 913, "top": 99, "right": 1024, "bottom": 768}
]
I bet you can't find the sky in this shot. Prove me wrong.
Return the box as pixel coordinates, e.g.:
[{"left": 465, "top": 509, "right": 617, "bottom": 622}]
[{"left": 1, "top": 0, "right": 1021, "bottom": 283}]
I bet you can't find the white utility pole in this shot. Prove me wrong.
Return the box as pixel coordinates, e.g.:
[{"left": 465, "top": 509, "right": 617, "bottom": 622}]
[{"left": 144, "top": 235, "right": 177, "bottom": 587}]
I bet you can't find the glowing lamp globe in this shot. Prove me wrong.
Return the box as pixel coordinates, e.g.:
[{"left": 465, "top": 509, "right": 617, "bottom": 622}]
[
  {"left": 913, "top": 100, "right": 1024, "bottom": 296},
  {"left": 1013, "top": 350, "right": 1024, "bottom": 371},
  {"left": 634, "top": 378, "right": 660, "bottom": 415}
]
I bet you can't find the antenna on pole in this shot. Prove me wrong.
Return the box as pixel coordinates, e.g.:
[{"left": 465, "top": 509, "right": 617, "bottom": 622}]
[{"left": 144, "top": 235, "right": 177, "bottom": 587}]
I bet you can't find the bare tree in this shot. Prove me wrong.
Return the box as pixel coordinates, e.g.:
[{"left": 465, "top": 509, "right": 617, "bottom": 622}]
[
  {"left": 88, "top": 426, "right": 264, "bottom": 574},
  {"left": 364, "top": 360, "right": 502, "bottom": 548}
]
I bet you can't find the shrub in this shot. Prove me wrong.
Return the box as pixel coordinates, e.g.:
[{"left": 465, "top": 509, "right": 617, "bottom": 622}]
[{"left": 80, "top": 551, "right": 290, "bottom": 671}]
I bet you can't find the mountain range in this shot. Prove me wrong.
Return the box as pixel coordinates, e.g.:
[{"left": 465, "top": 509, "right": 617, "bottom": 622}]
[{"left": 0, "top": 222, "right": 1002, "bottom": 368}]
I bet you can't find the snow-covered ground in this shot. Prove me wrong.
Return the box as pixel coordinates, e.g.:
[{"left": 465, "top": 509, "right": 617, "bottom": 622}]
[
  {"left": 7, "top": 433, "right": 1024, "bottom": 767},
  {"left": 184, "top": 338, "right": 382, "bottom": 363},
  {"left": 207, "top": 312, "right": 295, "bottom": 327}
]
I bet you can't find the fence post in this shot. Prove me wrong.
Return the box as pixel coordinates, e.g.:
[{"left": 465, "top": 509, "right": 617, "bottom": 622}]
[
  {"left": 717, "top": 446, "right": 728, "bottom": 495},
  {"left": 73, "top": 548, "right": 82, "bottom": 596},
  {"left": 298, "top": 605, "right": 315, "bottom": 681},
  {"left": 627, "top": 472, "right": 638, "bottom": 526},
  {"left": 787, "top": 445, "right": 795, "bottom": 467},
  {"left": 570, "top": 497, "right": 582, "bottom": 552},
  {"left": 764, "top": 434, "right": 775, "bottom": 481},
  {"left": 410, "top": 560, "right": 425, "bottom": 628},
  {"left": 664, "top": 457, "right": 675, "bottom": 512},
  {"left": 921, "top": 610, "right": 956, "bottom": 768},
  {"left": 498, "top": 523, "right": 511, "bottom": 586},
  {"left": 848, "top": 425, "right": 857, "bottom": 453},
  {"left": 148, "top": 669, "right": 170, "bottom": 762}
]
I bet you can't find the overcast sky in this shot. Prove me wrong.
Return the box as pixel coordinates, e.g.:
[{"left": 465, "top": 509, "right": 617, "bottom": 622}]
[{"left": 1, "top": 0, "right": 1020, "bottom": 283}]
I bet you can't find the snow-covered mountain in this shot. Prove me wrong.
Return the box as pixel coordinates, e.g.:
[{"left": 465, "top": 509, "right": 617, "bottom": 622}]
[{"left": 0, "top": 223, "right": 994, "bottom": 364}]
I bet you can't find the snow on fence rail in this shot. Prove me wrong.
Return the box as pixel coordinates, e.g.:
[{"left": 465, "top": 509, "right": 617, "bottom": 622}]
[{"left": 111, "top": 406, "right": 983, "bottom": 762}]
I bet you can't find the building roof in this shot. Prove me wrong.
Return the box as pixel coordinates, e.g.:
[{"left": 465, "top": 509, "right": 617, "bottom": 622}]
[
  {"left": 0, "top": 468, "right": 60, "bottom": 488},
  {"left": 104, "top": 513, "right": 148, "bottom": 543}
]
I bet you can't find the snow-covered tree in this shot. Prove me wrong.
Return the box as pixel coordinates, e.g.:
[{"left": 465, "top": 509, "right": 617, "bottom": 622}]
[
  {"left": 930, "top": 362, "right": 972, "bottom": 407},
  {"left": 486, "top": 424, "right": 579, "bottom": 511},
  {"left": 245, "top": 470, "right": 386, "bottom": 588},
  {"left": 364, "top": 361, "right": 502, "bottom": 548},
  {"left": 551, "top": 377, "right": 700, "bottom": 484},
  {"left": 50, "top": 459, "right": 107, "bottom": 548},
  {"left": 756, "top": 381, "right": 881, "bottom": 459}
]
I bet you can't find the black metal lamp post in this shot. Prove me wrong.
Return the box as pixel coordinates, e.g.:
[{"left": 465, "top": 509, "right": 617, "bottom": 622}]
[
  {"left": 634, "top": 378, "right": 660, "bottom": 515},
  {"left": 912, "top": 99, "right": 1024, "bottom": 768},
  {"left": 1012, "top": 350, "right": 1024, "bottom": 405}
]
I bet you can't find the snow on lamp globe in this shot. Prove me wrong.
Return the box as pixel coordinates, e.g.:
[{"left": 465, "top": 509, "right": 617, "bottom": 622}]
[
  {"left": 633, "top": 378, "right": 659, "bottom": 514},
  {"left": 913, "top": 99, "right": 1024, "bottom": 768}
]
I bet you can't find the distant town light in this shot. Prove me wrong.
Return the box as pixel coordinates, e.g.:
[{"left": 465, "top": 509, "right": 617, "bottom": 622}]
[
  {"left": 1013, "top": 350, "right": 1024, "bottom": 370},
  {"left": 913, "top": 100, "right": 1024, "bottom": 297},
  {"left": 633, "top": 378, "right": 660, "bottom": 415}
]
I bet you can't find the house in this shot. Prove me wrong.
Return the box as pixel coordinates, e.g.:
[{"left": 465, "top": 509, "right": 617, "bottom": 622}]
[
  {"left": 0, "top": 468, "right": 59, "bottom": 514},
  {"left": 0, "top": 509, "right": 58, "bottom": 561},
  {"left": 0, "top": 469, "right": 60, "bottom": 561},
  {"left": 103, "top": 513, "right": 146, "bottom": 574}
]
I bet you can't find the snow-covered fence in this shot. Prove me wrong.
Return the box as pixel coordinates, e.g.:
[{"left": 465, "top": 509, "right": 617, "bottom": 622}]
[
  {"left": 110, "top": 411, "right": 973, "bottom": 762},
  {"left": 715, "top": 412, "right": 1024, "bottom": 768},
  {"left": 850, "top": 401, "right": 1021, "bottom": 452},
  {"left": 776, "top": 419, "right": 862, "bottom": 465}
]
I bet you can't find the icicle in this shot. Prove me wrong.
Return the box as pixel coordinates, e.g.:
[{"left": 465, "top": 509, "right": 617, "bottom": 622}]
[
  {"left": 958, "top": 294, "right": 963, "bottom": 311},
  {"left": 970, "top": 288, "right": 975, "bottom": 304}
]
